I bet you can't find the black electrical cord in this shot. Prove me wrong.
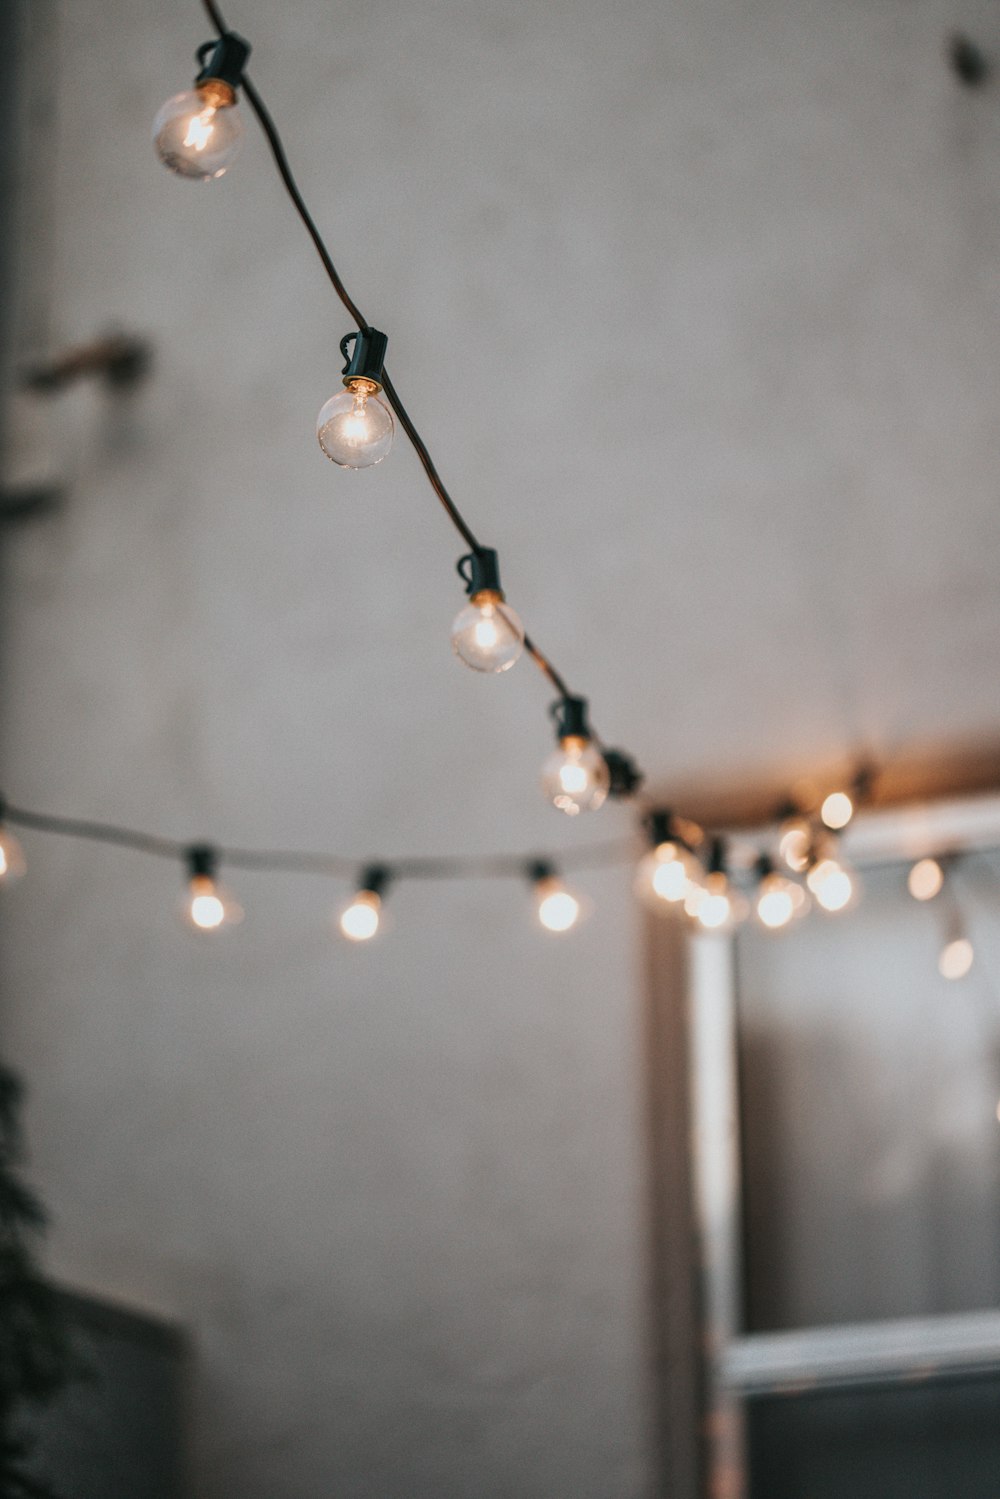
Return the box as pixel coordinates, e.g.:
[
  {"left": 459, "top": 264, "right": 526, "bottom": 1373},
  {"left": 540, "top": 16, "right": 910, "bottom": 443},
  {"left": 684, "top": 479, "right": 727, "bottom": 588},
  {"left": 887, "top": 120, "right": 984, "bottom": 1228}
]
[
  {"left": 198, "top": 0, "right": 595, "bottom": 713},
  {"left": 2, "top": 800, "right": 635, "bottom": 883}
]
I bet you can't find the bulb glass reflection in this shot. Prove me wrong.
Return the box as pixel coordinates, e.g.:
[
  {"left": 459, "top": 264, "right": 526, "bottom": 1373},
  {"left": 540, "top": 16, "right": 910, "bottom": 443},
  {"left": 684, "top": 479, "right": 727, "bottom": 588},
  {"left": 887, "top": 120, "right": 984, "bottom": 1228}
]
[
  {"left": 778, "top": 815, "right": 812, "bottom": 873},
  {"left": 535, "top": 876, "right": 581, "bottom": 933},
  {"left": 908, "top": 857, "right": 944, "bottom": 902},
  {"left": 340, "top": 889, "right": 381, "bottom": 942},
  {"left": 451, "top": 590, "right": 525, "bottom": 672},
  {"left": 939, "top": 937, "right": 974, "bottom": 980},
  {"left": 317, "top": 382, "right": 394, "bottom": 468},
  {"left": 636, "top": 841, "right": 699, "bottom": 910},
  {"left": 541, "top": 736, "right": 609, "bottom": 816},
  {"left": 0, "top": 828, "right": 26, "bottom": 883},
  {"left": 153, "top": 82, "right": 244, "bottom": 180}
]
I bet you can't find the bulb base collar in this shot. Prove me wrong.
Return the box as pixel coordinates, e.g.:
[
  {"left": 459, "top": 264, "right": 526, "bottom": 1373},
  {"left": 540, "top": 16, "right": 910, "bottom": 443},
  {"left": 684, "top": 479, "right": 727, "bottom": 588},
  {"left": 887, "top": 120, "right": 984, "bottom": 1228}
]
[
  {"left": 187, "top": 844, "right": 218, "bottom": 881},
  {"left": 195, "top": 32, "right": 251, "bottom": 95},
  {"left": 341, "top": 328, "right": 388, "bottom": 392},
  {"left": 550, "top": 695, "right": 592, "bottom": 743},
  {"left": 457, "top": 548, "right": 504, "bottom": 599},
  {"left": 360, "top": 864, "right": 390, "bottom": 898}
]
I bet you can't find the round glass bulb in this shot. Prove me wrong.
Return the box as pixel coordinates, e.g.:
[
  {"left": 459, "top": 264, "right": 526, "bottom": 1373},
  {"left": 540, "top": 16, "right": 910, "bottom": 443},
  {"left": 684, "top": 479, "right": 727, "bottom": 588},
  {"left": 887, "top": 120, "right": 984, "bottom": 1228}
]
[
  {"left": 317, "top": 384, "right": 394, "bottom": 469},
  {"left": 153, "top": 85, "right": 244, "bottom": 180},
  {"left": 820, "top": 791, "right": 854, "bottom": 830},
  {"left": 939, "top": 936, "right": 974, "bottom": 980},
  {"left": 183, "top": 874, "right": 239, "bottom": 931},
  {"left": 778, "top": 816, "right": 812, "bottom": 873},
  {"left": 636, "top": 841, "right": 699, "bottom": 910},
  {"left": 807, "top": 858, "right": 854, "bottom": 912},
  {"left": 755, "top": 872, "right": 808, "bottom": 930},
  {"left": 340, "top": 890, "right": 381, "bottom": 942},
  {"left": 686, "top": 871, "right": 744, "bottom": 932},
  {"left": 540, "top": 736, "right": 610, "bottom": 816},
  {"left": 0, "top": 828, "right": 26, "bottom": 883},
  {"left": 908, "top": 857, "right": 944, "bottom": 902},
  {"left": 451, "top": 591, "right": 525, "bottom": 673},
  {"left": 536, "top": 878, "right": 581, "bottom": 933}
]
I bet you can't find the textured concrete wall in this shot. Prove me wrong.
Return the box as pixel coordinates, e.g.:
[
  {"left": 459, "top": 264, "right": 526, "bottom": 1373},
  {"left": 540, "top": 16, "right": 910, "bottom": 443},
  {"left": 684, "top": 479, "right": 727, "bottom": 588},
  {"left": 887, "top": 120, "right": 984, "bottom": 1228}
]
[{"left": 3, "top": 0, "right": 1000, "bottom": 1494}]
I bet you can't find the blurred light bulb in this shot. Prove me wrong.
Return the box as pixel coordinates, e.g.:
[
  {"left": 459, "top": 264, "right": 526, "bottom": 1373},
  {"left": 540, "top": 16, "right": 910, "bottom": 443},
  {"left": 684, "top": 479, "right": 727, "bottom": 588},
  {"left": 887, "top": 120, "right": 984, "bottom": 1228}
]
[
  {"left": 339, "top": 889, "right": 381, "bottom": 942},
  {"left": 0, "top": 827, "right": 26, "bottom": 883},
  {"left": 820, "top": 791, "right": 854, "bottom": 830},
  {"left": 939, "top": 936, "right": 974, "bottom": 980},
  {"left": 183, "top": 874, "right": 241, "bottom": 931},
  {"left": 317, "top": 380, "right": 394, "bottom": 468},
  {"left": 778, "top": 815, "right": 812, "bottom": 873},
  {"left": 686, "top": 871, "right": 745, "bottom": 932},
  {"left": 755, "top": 871, "right": 808, "bottom": 930},
  {"left": 535, "top": 876, "right": 581, "bottom": 933},
  {"left": 541, "top": 736, "right": 609, "bottom": 816},
  {"left": 636, "top": 841, "right": 699, "bottom": 910},
  {"left": 908, "top": 857, "right": 944, "bottom": 902},
  {"left": 153, "top": 82, "right": 244, "bottom": 180},
  {"left": 451, "top": 591, "right": 525, "bottom": 673},
  {"left": 807, "top": 857, "right": 855, "bottom": 913}
]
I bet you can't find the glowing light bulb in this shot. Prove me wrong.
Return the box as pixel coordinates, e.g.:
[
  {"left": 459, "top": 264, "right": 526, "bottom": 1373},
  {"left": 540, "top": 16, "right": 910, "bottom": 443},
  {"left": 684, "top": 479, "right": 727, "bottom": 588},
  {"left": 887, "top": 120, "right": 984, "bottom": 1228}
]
[
  {"left": 154, "top": 82, "right": 244, "bottom": 180},
  {"left": 908, "top": 857, "right": 944, "bottom": 902},
  {"left": 532, "top": 867, "right": 582, "bottom": 933},
  {"left": 754, "top": 858, "right": 809, "bottom": 931},
  {"left": 451, "top": 548, "right": 525, "bottom": 672},
  {"left": 778, "top": 813, "right": 813, "bottom": 873},
  {"left": 188, "top": 877, "right": 227, "bottom": 930},
  {"left": 181, "top": 846, "right": 240, "bottom": 932},
  {"left": 339, "top": 867, "right": 388, "bottom": 942},
  {"left": 636, "top": 815, "right": 700, "bottom": 912},
  {"left": 317, "top": 381, "right": 394, "bottom": 468},
  {"left": 806, "top": 857, "right": 855, "bottom": 913},
  {"left": 685, "top": 839, "right": 746, "bottom": 932},
  {"left": 820, "top": 791, "right": 854, "bottom": 830},
  {"left": 541, "top": 697, "right": 609, "bottom": 816},
  {"left": 939, "top": 937, "right": 974, "bottom": 980},
  {"left": 0, "top": 826, "right": 26, "bottom": 883},
  {"left": 339, "top": 890, "right": 381, "bottom": 942},
  {"left": 541, "top": 736, "right": 609, "bottom": 816}
]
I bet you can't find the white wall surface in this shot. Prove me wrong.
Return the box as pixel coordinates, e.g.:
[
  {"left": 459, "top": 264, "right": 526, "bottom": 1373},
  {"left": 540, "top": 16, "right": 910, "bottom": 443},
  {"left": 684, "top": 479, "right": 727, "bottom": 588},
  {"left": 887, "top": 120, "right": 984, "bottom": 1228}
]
[{"left": 3, "top": 0, "right": 1000, "bottom": 1493}]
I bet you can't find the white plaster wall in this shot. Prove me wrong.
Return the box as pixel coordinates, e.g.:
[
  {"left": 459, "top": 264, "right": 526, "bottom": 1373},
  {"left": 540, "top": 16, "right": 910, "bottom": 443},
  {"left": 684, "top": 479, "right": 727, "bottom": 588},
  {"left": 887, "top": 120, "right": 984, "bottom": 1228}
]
[{"left": 3, "top": 0, "right": 1000, "bottom": 1493}]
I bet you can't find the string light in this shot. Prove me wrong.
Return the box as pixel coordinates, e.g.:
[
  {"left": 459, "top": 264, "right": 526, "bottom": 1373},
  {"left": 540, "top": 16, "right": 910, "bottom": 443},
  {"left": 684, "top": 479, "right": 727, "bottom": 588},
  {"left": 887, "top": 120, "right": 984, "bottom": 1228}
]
[
  {"left": 686, "top": 838, "right": 746, "bottom": 933},
  {"left": 339, "top": 867, "right": 388, "bottom": 942},
  {"left": 0, "top": 799, "right": 26, "bottom": 884},
  {"left": 153, "top": 33, "right": 249, "bottom": 179},
  {"left": 777, "top": 805, "right": 813, "bottom": 873},
  {"left": 183, "top": 845, "right": 241, "bottom": 931},
  {"left": 317, "top": 330, "right": 395, "bottom": 469},
  {"left": 908, "top": 857, "right": 944, "bottom": 901},
  {"left": 529, "top": 861, "right": 582, "bottom": 933},
  {"left": 805, "top": 848, "right": 856, "bottom": 913},
  {"left": 541, "top": 698, "right": 610, "bottom": 816},
  {"left": 636, "top": 811, "right": 700, "bottom": 912},
  {"left": 754, "top": 855, "right": 808, "bottom": 931},
  {"left": 451, "top": 550, "right": 525, "bottom": 673},
  {"left": 820, "top": 791, "right": 854, "bottom": 831},
  {"left": 939, "top": 936, "right": 974, "bottom": 980}
]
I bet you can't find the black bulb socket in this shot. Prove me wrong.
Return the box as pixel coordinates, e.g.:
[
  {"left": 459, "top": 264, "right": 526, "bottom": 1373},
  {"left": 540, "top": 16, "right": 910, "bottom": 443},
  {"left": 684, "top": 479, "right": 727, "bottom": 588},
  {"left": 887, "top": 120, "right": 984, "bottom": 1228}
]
[
  {"left": 341, "top": 328, "right": 388, "bottom": 393},
  {"left": 187, "top": 844, "right": 218, "bottom": 881},
  {"left": 646, "top": 809, "right": 681, "bottom": 849},
  {"left": 604, "top": 750, "right": 643, "bottom": 800},
  {"left": 195, "top": 33, "right": 251, "bottom": 97},
  {"left": 359, "top": 864, "right": 390, "bottom": 899},
  {"left": 755, "top": 852, "right": 776, "bottom": 882},
  {"left": 527, "top": 859, "right": 557, "bottom": 887},
  {"left": 457, "top": 548, "right": 504, "bottom": 600},
  {"left": 550, "top": 695, "right": 592, "bottom": 744},
  {"left": 706, "top": 836, "right": 727, "bottom": 877}
]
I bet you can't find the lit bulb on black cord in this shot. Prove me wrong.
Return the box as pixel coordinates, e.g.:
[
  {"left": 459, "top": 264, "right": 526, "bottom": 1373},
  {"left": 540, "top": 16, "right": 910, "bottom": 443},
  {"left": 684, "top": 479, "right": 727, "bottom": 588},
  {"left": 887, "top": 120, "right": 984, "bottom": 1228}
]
[
  {"left": 529, "top": 861, "right": 582, "bottom": 933},
  {"left": 754, "top": 854, "right": 808, "bottom": 931},
  {"left": 154, "top": 33, "right": 250, "bottom": 180},
  {"left": 339, "top": 866, "right": 389, "bottom": 943},
  {"left": 317, "top": 329, "right": 395, "bottom": 469},
  {"left": 0, "top": 799, "right": 25, "bottom": 884},
  {"left": 804, "top": 837, "right": 857, "bottom": 913},
  {"left": 776, "top": 802, "right": 814, "bottom": 874},
  {"left": 819, "top": 764, "right": 875, "bottom": 832},
  {"left": 182, "top": 845, "right": 241, "bottom": 932},
  {"left": 908, "top": 856, "right": 945, "bottom": 902},
  {"left": 541, "top": 697, "right": 610, "bottom": 816},
  {"left": 451, "top": 549, "right": 525, "bottom": 672},
  {"left": 685, "top": 837, "right": 747, "bottom": 933},
  {"left": 636, "top": 810, "right": 701, "bottom": 912}
]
